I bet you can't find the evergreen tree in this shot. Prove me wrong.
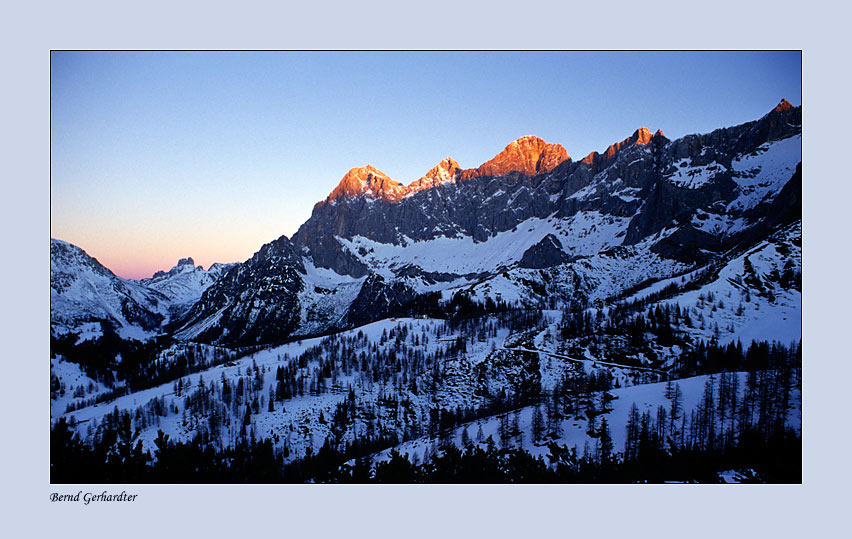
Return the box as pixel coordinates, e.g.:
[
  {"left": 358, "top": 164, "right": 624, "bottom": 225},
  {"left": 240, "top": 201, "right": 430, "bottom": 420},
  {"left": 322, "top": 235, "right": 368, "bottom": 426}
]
[
  {"left": 597, "top": 417, "right": 614, "bottom": 468},
  {"left": 532, "top": 406, "right": 545, "bottom": 443},
  {"left": 668, "top": 382, "right": 682, "bottom": 438},
  {"left": 625, "top": 403, "right": 640, "bottom": 461},
  {"left": 461, "top": 426, "right": 472, "bottom": 448}
]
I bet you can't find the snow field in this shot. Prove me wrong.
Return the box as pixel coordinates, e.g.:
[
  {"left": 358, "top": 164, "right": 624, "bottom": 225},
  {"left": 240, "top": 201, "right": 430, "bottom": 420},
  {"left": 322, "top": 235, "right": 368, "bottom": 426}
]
[
  {"left": 666, "top": 159, "right": 726, "bottom": 189},
  {"left": 336, "top": 211, "right": 631, "bottom": 276},
  {"left": 729, "top": 134, "right": 801, "bottom": 212}
]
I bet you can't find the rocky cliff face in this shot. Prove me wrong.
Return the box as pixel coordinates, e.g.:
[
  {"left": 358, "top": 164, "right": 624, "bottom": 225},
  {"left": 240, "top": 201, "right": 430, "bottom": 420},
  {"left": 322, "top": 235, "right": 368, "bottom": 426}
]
[
  {"left": 519, "top": 234, "right": 571, "bottom": 269},
  {"left": 171, "top": 235, "right": 305, "bottom": 345},
  {"left": 579, "top": 127, "right": 662, "bottom": 170},
  {"left": 408, "top": 157, "right": 464, "bottom": 194},
  {"left": 293, "top": 103, "right": 800, "bottom": 281}
]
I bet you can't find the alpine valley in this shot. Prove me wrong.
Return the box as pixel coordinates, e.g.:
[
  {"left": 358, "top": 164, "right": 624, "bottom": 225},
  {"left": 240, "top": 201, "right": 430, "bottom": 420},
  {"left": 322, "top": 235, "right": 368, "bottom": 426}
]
[{"left": 51, "top": 101, "right": 802, "bottom": 483}]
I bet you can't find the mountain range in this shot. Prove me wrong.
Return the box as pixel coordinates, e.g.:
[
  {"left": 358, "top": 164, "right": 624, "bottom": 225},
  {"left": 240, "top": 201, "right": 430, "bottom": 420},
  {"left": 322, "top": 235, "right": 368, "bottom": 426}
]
[
  {"left": 53, "top": 100, "right": 800, "bottom": 346},
  {"left": 50, "top": 100, "right": 802, "bottom": 482}
]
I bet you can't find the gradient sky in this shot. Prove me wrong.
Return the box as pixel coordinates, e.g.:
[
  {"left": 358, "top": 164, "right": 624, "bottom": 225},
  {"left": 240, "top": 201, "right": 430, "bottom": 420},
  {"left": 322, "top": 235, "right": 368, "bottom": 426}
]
[{"left": 50, "top": 51, "right": 801, "bottom": 279}]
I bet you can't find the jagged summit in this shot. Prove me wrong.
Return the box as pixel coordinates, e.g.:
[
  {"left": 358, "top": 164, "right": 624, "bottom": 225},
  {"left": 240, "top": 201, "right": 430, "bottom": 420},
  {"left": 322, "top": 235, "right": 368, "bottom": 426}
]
[
  {"left": 633, "top": 127, "right": 653, "bottom": 145},
  {"left": 151, "top": 257, "right": 201, "bottom": 279},
  {"left": 774, "top": 98, "right": 794, "bottom": 113},
  {"left": 51, "top": 237, "right": 115, "bottom": 279},
  {"left": 408, "top": 157, "right": 463, "bottom": 194},
  {"left": 324, "top": 135, "right": 571, "bottom": 204},
  {"left": 461, "top": 135, "right": 569, "bottom": 180},
  {"left": 319, "top": 105, "right": 792, "bottom": 206},
  {"left": 327, "top": 165, "right": 406, "bottom": 203},
  {"left": 580, "top": 127, "right": 658, "bottom": 167}
]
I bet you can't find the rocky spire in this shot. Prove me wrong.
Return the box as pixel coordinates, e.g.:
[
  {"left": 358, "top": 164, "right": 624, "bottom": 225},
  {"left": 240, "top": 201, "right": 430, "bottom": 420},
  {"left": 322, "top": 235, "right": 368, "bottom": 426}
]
[
  {"left": 580, "top": 127, "right": 657, "bottom": 169},
  {"left": 407, "top": 157, "right": 463, "bottom": 193},
  {"left": 773, "top": 98, "right": 794, "bottom": 113},
  {"left": 633, "top": 127, "right": 653, "bottom": 145}
]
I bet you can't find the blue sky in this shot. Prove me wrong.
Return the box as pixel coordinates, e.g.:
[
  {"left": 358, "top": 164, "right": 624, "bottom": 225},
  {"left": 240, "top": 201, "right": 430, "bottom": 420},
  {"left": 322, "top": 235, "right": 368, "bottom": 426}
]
[{"left": 50, "top": 51, "right": 801, "bottom": 279}]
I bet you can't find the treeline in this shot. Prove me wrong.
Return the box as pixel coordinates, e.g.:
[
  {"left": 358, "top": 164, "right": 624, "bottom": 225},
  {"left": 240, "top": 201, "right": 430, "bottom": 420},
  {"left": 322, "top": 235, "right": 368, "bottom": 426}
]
[
  {"left": 53, "top": 294, "right": 537, "bottom": 407},
  {"left": 51, "top": 329, "right": 163, "bottom": 390},
  {"left": 675, "top": 339, "right": 801, "bottom": 378},
  {"left": 406, "top": 291, "right": 516, "bottom": 321},
  {"left": 352, "top": 425, "right": 800, "bottom": 483},
  {"left": 559, "top": 288, "right": 800, "bottom": 375},
  {"left": 51, "top": 416, "right": 282, "bottom": 483},
  {"left": 51, "top": 419, "right": 799, "bottom": 483}
]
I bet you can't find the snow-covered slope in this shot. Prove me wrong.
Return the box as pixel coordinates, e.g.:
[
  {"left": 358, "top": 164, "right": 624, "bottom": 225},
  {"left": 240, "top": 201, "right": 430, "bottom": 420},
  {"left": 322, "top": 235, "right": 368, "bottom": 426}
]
[
  {"left": 51, "top": 240, "right": 237, "bottom": 341},
  {"left": 51, "top": 239, "right": 167, "bottom": 340},
  {"left": 729, "top": 134, "right": 802, "bottom": 213},
  {"left": 662, "top": 221, "right": 802, "bottom": 346},
  {"left": 54, "top": 307, "right": 800, "bottom": 471},
  {"left": 336, "top": 211, "right": 631, "bottom": 277}
]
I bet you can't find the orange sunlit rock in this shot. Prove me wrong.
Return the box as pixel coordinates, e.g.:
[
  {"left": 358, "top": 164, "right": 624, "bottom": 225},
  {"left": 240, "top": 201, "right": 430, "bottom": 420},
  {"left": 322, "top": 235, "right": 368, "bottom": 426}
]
[
  {"left": 580, "top": 152, "right": 599, "bottom": 165},
  {"left": 460, "top": 135, "right": 570, "bottom": 180},
  {"left": 407, "top": 157, "right": 464, "bottom": 193},
  {"left": 327, "top": 165, "right": 406, "bottom": 203},
  {"left": 580, "top": 128, "right": 655, "bottom": 169},
  {"left": 774, "top": 98, "right": 794, "bottom": 113}
]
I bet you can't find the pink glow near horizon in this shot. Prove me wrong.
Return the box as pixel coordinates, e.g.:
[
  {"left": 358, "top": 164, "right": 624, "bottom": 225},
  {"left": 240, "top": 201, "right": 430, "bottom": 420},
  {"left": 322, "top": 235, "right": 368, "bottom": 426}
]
[
  {"left": 51, "top": 226, "right": 278, "bottom": 281},
  {"left": 93, "top": 250, "right": 242, "bottom": 281}
]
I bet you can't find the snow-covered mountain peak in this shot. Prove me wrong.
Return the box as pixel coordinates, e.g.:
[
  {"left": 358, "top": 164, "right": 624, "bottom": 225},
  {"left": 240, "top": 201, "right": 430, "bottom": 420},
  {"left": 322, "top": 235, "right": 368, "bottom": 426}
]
[
  {"left": 150, "top": 257, "right": 201, "bottom": 279},
  {"left": 51, "top": 238, "right": 115, "bottom": 280},
  {"left": 51, "top": 238, "right": 167, "bottom": 339}
]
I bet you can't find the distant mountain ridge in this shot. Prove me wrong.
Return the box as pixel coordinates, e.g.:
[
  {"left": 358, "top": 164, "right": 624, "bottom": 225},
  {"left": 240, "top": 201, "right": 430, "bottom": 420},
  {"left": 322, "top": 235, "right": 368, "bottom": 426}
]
[
  {"left": 140, "top": 257, "right": 237, "bottom": 320},
  {"left": 51, "top": 239, "right": 234, "bottom": 340}
]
